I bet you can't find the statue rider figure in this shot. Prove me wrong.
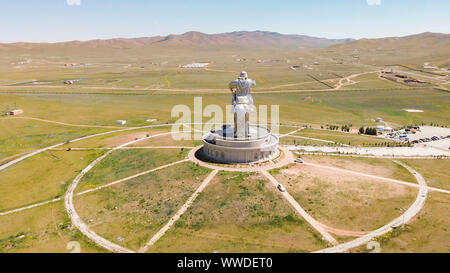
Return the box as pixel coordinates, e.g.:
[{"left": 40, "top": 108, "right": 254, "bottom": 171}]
[{"left": 229, "top": 71, "right": 256, "bottom": 138}]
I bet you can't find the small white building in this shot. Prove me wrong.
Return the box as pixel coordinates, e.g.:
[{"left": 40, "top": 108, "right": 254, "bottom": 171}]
[
  {"left": 116, "top": 120, "right": 126, "bottom": 125},
  {"left": 9, "top": 109, "right": 24, "bottom": 115},
  {"left": 182, "top": 63, "right": 209, "bottom": 68}
]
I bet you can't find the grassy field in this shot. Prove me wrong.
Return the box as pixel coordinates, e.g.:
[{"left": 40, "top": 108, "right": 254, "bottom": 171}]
[
  {"left": 271, "top": 163, "right": 417, "bottom": 231},
  {"left": 0, "top": 117, "right": 108, "bottom": 160},
  {"left": 351, "top": 192, "right": 450, "bottom": 253},
  {"left": 341, "top": 73, "right": 404, "bottom": 90},
  {"left": 0, "top": 201, "right": 107, "bottom": 253},
  {"left": 1, "top": 45, "right": 449, "bottom": 132},
  {"left": 147, "top": 171, "right": 326, "bottom": 253},
  {"left": 59, "top": 127, "right": 172, "bottom": 149},
  {"left": 0, "top": 150, "right": 103, "bottom": 211},
  {"left": 76, "top": 148, "right": 188, "bottom": 193},
  {"left": 377, "top": 192, "right": 450, "bottom": 252},
  {"left": 2, "top": 87, "right": 448, "bottom": 129},
  {"left": 0, "top": 49, "right": 363, "bottom": 91},
  {"left": 0, "top": 45, "right": 448, "bottom": 253},
  {"left": 129, "top": 132, "right": 203, "bottom": 148},
  {"left": 74, "top": 162, "right": 211, "bottom": 251},
  {"left": 399, "top": 159, "right": 450, "bottom": 190},
  {"left": 294, "top": 128, "right": 396, "bottom": 146},
  {"left": 279, "top": 136, "right": 337, "bottom": 146}
]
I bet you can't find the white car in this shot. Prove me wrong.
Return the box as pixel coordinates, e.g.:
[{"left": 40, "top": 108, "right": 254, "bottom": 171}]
[
  {"left": 277, "top": 184, "right": 286, "bottom": 192},
  {"left": 295, "top": 158, "right": 304, "bottom": 163}
]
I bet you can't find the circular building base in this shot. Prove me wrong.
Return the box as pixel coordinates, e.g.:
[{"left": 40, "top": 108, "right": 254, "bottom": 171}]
[{"left": 202, "top": 124, "right": 279, "bottom": 164}]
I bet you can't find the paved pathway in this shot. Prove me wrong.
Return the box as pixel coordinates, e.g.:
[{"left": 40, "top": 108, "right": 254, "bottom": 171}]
[
  {"left": 288, "top": 145, "right": 450, "bottom": 157},
  {"left": 296, "top": 152, "right": 448, "bottom": 160},
  {"left": 188, "top": 146, "right": 295, "bottom": 173},
  {"left": 138, "top": 169, "right": 219, "bottom": 253}
]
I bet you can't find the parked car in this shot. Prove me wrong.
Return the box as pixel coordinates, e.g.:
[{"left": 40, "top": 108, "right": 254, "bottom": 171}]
[
  {"left": 277, "top": 184, "right": 286, "bottom": 192},
  {"left": 295, "top": 158, "right": 304, "bottom": 163}
]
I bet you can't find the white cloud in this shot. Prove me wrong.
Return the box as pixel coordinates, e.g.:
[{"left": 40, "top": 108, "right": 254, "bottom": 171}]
[
  {"left": 366, "top": 0, "right": 381, "bottom": 5},
  {"left": 67, "top": 0, "right": 81, "bottom": 6}
]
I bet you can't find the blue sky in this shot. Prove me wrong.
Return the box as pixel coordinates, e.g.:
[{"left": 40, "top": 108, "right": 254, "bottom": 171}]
[{"left": 0, "top": 0, "right": 449, "bottom": 43}]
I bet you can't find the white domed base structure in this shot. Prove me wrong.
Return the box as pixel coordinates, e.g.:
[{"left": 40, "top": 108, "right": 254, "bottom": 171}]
[{"left": 202, "top": 124, "right": 279, "bottom": 164}]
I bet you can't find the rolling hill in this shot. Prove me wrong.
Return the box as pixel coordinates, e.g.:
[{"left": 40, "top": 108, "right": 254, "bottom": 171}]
[
  {"left": 0, "top": 31, "right": 352, "bottom": 52},
  {"left": 324, "top": 32, "right": 450, "bottom": 67}
]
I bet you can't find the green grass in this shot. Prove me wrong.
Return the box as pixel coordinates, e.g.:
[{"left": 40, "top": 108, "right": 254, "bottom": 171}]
[
  {"left": 130, "top": 132, "right": 203, "bottom": 147},
  {"left": 279, "top": 136, "right": 336, "bottom": 146},
  {"left": 0, "top": 201, "right": 107, "bottom": 253},
  {"left": 399, "top": 159, "right": 450, "bottom": 190},
  {"left": 76, "top": 148, "right": 188, "bottom": 193},
  {"left": 341, "top": 73, "right": 404, "bottom": 90},
  {"left": 59, "top": 127, "right": 172, "bottom": 149},
  {"left": 1, "top": 87, "right": 449, "bottom": 130},
  {"left": 0, "top": 150, "right": 103, "bottom": 211},
  {"left": 74, "top": 162, "right": 211, "bottom": 251},
  {"left": 0, "top": 47, "right": 448, "bottom": 253},
  {"left": 294, "top": 128, "right": 395, "bottom": 146},
  {"left": 351, "top": 192, "right": 450, "bottom": 253},
  {"left": 0, "top": 118, "right": 108, "bottom": 159},
  {"left": 148, "top": 171, "right": 326, "bottom": 253}
]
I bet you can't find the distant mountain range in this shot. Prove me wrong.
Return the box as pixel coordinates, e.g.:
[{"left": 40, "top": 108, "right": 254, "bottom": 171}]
[
  {"left": 0, "top": 31, "right": 448, "bottom": 66},
  {"left": 0, "top": 31, "right": 353, "bottom": 51},
  {"left": 326, "top": 32, "right": 450, "bottom": 67},
  {"left": 328, "top": 32, "right": 450, "bottom": 51}
]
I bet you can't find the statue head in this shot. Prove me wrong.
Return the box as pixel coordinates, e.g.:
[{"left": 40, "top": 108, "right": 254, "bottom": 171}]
[{"left": 239, "top": 71, "right": 248, "bottom": 79}]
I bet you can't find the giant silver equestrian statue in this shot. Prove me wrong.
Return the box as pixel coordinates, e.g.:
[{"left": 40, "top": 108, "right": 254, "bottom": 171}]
[
  {"left": 229, "top": 71, "right": 256, "bottom": 138},
  {"left": 201, "top": 71, "right": 278, "bottom": 163}
]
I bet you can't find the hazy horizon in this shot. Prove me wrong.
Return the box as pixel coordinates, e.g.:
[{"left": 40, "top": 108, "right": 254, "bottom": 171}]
[
  {"left": 1, "top": 0, "right": 449, "bottom": 43},
  {"left": 2, "top": 30, "right": 449, "bottom": 45}
]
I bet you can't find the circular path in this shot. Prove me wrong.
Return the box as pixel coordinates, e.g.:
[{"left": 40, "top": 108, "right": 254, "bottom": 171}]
[{"left": 0, "top": 122, "right": 447, "bottom": 253}]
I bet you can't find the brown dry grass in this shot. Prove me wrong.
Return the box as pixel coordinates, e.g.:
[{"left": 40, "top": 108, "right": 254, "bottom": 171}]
[
  {"left": 301, "top": 155, "right": 416, "bottom": 183},
  {"left": 273, "top": 163, "right": 417, "bottom": 231}
]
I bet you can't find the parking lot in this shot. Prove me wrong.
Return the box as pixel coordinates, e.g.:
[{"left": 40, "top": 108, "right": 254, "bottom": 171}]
[{"left": 384, "top": 126, "right": 450, "bottom": 151}]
